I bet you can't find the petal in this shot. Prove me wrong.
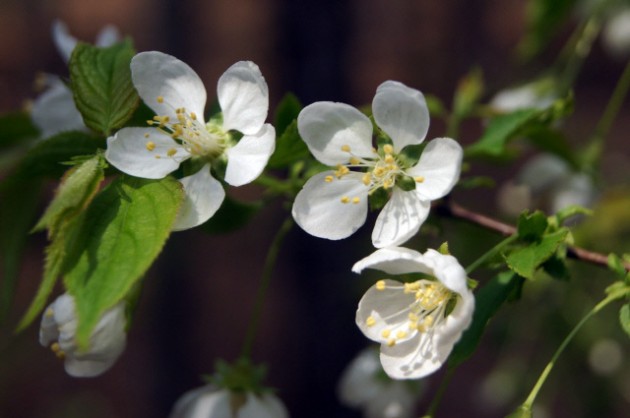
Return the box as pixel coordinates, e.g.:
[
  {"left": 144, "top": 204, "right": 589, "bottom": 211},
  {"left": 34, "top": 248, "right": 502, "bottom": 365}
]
[
  {"left": 421, "top": 249, "right": 468, "bottom": 295},
  {"left": 338, "top": 348, "right": 382, "bottom": 407},
  {"left": 297, "top": 102, "right": 374, "bottom": 166},
  {"left": 433, "top": 288, "right": 475, "bottom": 354},
  {"left": 105, "top": 127, "right": 190, "bottom": 179},
  {"left": 224, "top": 123, "right": 275, "bottom": 186},
  {"left": 372, "top": 81, "right": 429, "bottom": 152},
  {"left": 352, "top": 247, "right": 427, "bottom": 275},
  {"left": 371, "top": 189, "right": 430, "bottom": 248},
  {"left": 131, "top": 51, "right": 207, "bottom": 121},
  {"left": 168, "top": 385, "right": 218, "bottom": 418},
  {"left": 95, "top": 25, "right": 120, "bottom": 47},
  {"left": 356, "top": 279, "right": 417, "bottom": 344},
  {"left": 292, "top": 171, "right": 369, "bottom": 240},
  {"left": 379, "top": 333, "right": 445, "bottom": 379},
  {"left": 518, "top": 154, "right": 569, "bottom": 194},
  {"left": 407, "top": 137, "right": 462, "bottom": 201},
  {"left": 364, "top": 382, "right": 416, "bottom": 418},
  {"left": 240, "top": 393, "right": 289, "bottom": 418},
  {"left": 31, "top": 77, "right": 86, "bottom": 137},
  {"left": 171, "top": 388, "right": 231, "bottom": 418},
  {"left": 52, "top": 20, "right": 77, "bottom": 63},
  {"left": 218, "top": 61, "right": 270, "bottom": 135},
  {"left": 172, "top": 165, "right": 226, "bottom": 231},
  {"left": 551, "top": 173, "right": 595, "bottom": 213}
]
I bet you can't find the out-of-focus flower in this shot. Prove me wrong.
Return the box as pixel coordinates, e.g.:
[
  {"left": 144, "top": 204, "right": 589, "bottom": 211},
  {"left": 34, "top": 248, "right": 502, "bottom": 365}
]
[
  {"left": 354, "top": 247, "right": 474, "bottom": 379},
  {"left": 31, "top": 20, "right": 120, "bottom": 137},
  {"left": 39, "top": 293, "right": 126, "bottom": 377},
  {"left": 338, "top": 347, "right": 419, "bottom": 418},
  {"left": 497, "top": 153, "right": 596, "bottom": 217},
  {"left": 169, "top": 385, "right": 288, "bottom": 418},
  {"left": 292, "top": 81, "right": 462, "bottom": 248},
  {"left": 602, "top": 8, "right": 630, "bottom": 58},
  {"left": 105, "top": 51, "right": 275, "bottom": 230},
  {"left": 489, "top": 79, "right": 556, "bottom": 113}
]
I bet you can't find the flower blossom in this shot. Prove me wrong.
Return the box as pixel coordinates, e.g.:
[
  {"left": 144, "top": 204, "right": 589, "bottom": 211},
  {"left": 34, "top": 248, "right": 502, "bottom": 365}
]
[
  {"left": 169, "top": 385, "right": 288, "bottom": 418},
  {"left": 354, "top": 247, "right": 474, "bottom": 379},
  {"left": 292, "top": 81, "right": 462, "bottom": 248},
  {"left": 338, "top": 347, "right": 419, "bottom": 418},
  {"left": 39, "top": 293, "right": 126, "bottom": 377},
  {"left": 105, "top": 51, "right": 275, "bottom": 230},
  {"left": 489, "top": 79, "right": 556, "bottom": 113},
  {"left": 31, "top": 20, "right": 120, "bottom": 137}
]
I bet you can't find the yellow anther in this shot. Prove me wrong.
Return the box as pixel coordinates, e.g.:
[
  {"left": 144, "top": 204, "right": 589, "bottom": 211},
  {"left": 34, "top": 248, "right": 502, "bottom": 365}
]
[
  {"left": 45, "top": 308, "right": 54, "bottom": 318},
  {"left": 381, "top": 329, "right": 391, "bottom": 338},
  {"left": 156, "top": 95, "right": 164, "bottom": 103},
  {"left": 408, "top": 312, "right": 419, "bottom": 322},
  {"left": 408, "top": 321, "right": 418, "bottom": 330},
  {"left": 383, "top": 144, "right": 394, "bottom": 154},
  {"left": 190, "top": 112, "right": 197, "bottom": 120},
  {"left": 366, "top": 316, "right": 376, "bottom": 327},
  {"left": 424, "top": 316, "right": 434, "bottom": 327},
  {"left": 414, "top": 176, "right": 425, "bottom": 183},
  {"left": 362, "top": 173, "right": 371, "bottom": 185},
  {"left": 383, "top": 179, "right": 393, "bottom": 189},
  {"left": 51, "top": 342, "right": 61, "bottom": 353},
  {"left": 340, "top": 196, "right": 350, "bottom": 204},
  {"left": 324, "top": 175, "right": 334, "bottom": 183},
  {"left": 417, "top": 323, "right": 427, "bottom": 332},
  {"left": 145, "top": 141, "right": 156, "bottom": 151},
  {"left": 375, "top": 280, "right": 386, "bottom": 290},
  {"left": 147, "top": 120, "right": 155, "bottom": 126},
  {"left": 387, "top": 338, "right": 396, "bottom": 347},
  {"left": 352, "top": 197, "right": 360, "bottom": 204},
  {"left": 341, "top": 144, "right": 351, "bottom": 152},
  {"left": 335, "top": 165, "right": 350, "bottom": 178},
  {"left": 373, "top": 167, "right": 385, "bottom": 177},
  {"left": 144, "top": 133, "right": 150, "bottom": 138},
  {"left": 167, "top": 148, "right": 177, "bottom": 157},
  {"left": 404, "top": 282, "right": 420, "bottom": 293},
  {"left": 349, "top": 157, "right": 361, "bottom": 165},
  {"left": 155, "top": 155, "right": 161, "bottom": 159},
  {"left": 384, "top": 154, "right": 395, "bottom": 164},
  {"left": 396, "top": 330, "right": 407, "bottom": 339}
]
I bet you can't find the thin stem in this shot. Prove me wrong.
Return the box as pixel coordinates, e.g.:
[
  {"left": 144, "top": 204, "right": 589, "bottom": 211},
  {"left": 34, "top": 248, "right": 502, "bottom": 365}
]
[
  {"left": 240, "top": 216, "right": 294, "bottom": 359},
  {"left": 425, "top": 366, "right": 457, "bottom": 417},
  {"left": 521, "top": 293, "right": 620, "bottom": 409},
  {"left": 465, "top": 233, "right": 518, "bottom": 275},
  {"left": 557, "top": 15, "right": 602, "bottom": 94}
]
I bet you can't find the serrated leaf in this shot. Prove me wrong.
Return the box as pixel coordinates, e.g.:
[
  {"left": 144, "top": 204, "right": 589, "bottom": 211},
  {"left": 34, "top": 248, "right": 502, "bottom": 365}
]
[
  {"left": 0, "top": 111, "right": 39, "bottom": 149},
  {"left": 70, "top": 40, "right": 140, "bottom": 136},
  {"left": 201, "top": 196, "right": 262, "bottom": 234},
  {"left": 465, "top": 109, "right": 539, "bottom": 157},
  {"left": 267, "top": 120, "right": 310, "bottom": 169},
  {"left": 620, "top": 304, "right": 630, "bottom": 338},
  {"left": 63, "top": 176, "right": 183, "bottom": 347},
  {"left": 506, "top": 229, "right": 569, "bottom": 279},
  {"left": 517, "top": 211, "right": 548, "bottom": 241},
  {"left": 449, "top": 271, "right": 524, "bottom": 367},
  {"left": 274, "top": 93, "right": 302, "bottom": 137}
]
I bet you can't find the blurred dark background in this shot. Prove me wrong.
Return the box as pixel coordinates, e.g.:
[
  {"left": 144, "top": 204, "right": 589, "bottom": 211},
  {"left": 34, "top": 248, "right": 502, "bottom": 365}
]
[{"left": 1, "top": 0, "right": 629, "bottom": 417}]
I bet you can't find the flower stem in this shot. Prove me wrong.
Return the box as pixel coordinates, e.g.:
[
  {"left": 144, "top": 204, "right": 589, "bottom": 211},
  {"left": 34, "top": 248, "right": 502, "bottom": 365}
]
[
  {"left": 465, "top": 233, "right": 518, "bottom": 275},
  {"left": 424, "top": 366, "right": 457, "bottom": 417},
  {"left": 240, "top": 216, "right": 294, "bottom": 359},
  {"left": 519, "top": 292, "right": 621, "bottom": 411}
]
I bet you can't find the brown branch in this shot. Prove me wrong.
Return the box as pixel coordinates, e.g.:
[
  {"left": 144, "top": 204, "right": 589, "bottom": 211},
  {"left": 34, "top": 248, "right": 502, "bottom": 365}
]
[{"left": 435, "top": 200, "right": 630, "bottom": 272}]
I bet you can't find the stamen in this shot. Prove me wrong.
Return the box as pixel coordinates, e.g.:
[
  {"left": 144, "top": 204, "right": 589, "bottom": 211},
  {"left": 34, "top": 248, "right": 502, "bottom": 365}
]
[
  {"left": 156, "top": 96, "right": 164, "bottom": 103},
  {"left": 383, "top": 144, "right": 394, "bottom": 154},
  {"left": 340, "top": 196, "right": 350, "bottom": 204},
  {"left": 145, "top": 141, "right": 156, "bottom": 151},
  {"left": 381, "top": 329, "right": 391, "bottom": 338},
  {"left": 45, "top": 308, "right": 54, "bottom": 318},
  {"left": 396, "top": 330, "right": 407, "bottom": 339},
  {"left": 324, "top": 175, "right": 334, "bottom": 183},
  {"left": 387, "top": 338, "right": 396, "bottom": 347},
  {"left": 167, "top": 148, "right": 177, "bottom": 157},
  {"left": 376, "top": 280, "right": 386, "bottom": 290},
  {"left": 366, "top": 316, "right": 376, "bottom": 327},
  {"left": 341, "top": 144, "right": 351, "bottom": 152},
  {"left": 352, "top": 197, "right": 360, "bottom": 204},
  {"left": 415, "top": 176, "right": 425, "bottom": 183}
]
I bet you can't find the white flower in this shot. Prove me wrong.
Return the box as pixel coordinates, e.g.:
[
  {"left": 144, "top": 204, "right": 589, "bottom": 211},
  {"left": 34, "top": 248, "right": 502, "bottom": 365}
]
[
  {"left": 31, "top": 20, "right": 120, "bottom": 137},
  {"left": 489, "top": 80, "right": 556, "bottom": 113},
  {"left": 354, "top": 247, "right": 474, "bottom": 379},
  {"left": 105, "top": 52, "right": 275, "bottom": 230},
  {"left": 338, "top": 347, "right": 418, "bottom": 418},
  {"left": 292, "top": 81, "right": 462, "bottom": 248},
  {"left": 169, "top": 385, "right": 288, "bottom": 418},
  {"left": 39, "top": 293, "right": 126, "bottom": 377},
  {"left": 603, "top": 8, "right": 630, "bottom": 58}
]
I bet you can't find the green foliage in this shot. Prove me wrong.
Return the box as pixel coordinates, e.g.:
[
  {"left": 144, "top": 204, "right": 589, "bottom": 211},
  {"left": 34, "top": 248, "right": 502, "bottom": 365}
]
[
  {"left": 0, "top": 111, "right": 39, "bottom": 149},
  {"left": 517, "top": 211, "right": 548, "bottom": 240},
  {"left": 453, "top": 68, "right": 484, "bottom": 119},
  {"left": 69, "top": 40, "right": 140, "bottom": 136},
  {"left": 518, "top": 0, "right": 578, "bottom": 60},
  {"left": 63, "top": 176, "right": 182, "bottom": 347},
  {"left": 620, "top": 304, "right": 630, "bottom": 338},
  {"left": 268, "top": 94, "right": 310, "bottom": 170},
  {"left": 201, "top": 196, "right": 262, "bottom": 234},
  {"left": 449, "top": 271, "right": 524, "bottom": 367}
]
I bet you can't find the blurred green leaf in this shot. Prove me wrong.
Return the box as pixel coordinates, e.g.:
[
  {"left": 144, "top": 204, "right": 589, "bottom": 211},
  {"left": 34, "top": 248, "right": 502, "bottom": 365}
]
[
  {"left": 506, "top": 229, "right": 569, "bottom": 279},
  {"left": 449, "top": 271, "right": 524, "bottom": 367},
  {"left": 453, "top": 68, "right": 484, "bottom": 119},
  {"left": 69, "top": 40, "right": 140, "bottom": 136},
  {"left": 0, "top": 111, "right": 39, "bottom": 149},
  {"left": 620, "top": 304, "right": 630, "bottom": 338},
  {"left": 518, "top": 0, "right": 578, "bottom": 60},
  {"left": 465, "top": 109, "right": 539, "bottom": 158},
  {"left": 542, "top": 254, "right": 571, "bottom": 281},
  {"left": 267, "top": 120, "right": 310, "bottom": 169},
  {"left": 274, "top": 93, "right": 302, "bottom": 137},
  {"left": 63, "top": 176, "right": 182, "bottom": 348},
  {"left": 201, "top": 196, "right": 262, "bottom": 234}
]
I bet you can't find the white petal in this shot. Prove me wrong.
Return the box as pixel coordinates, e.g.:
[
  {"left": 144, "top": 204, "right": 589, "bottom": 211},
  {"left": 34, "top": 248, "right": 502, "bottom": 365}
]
[
  {"left": 422, "top": 249, "right": 469, "bottom": 295},
  {"left": 31, "top": 77, "right": 86, "bottom": 137},
  {"left": 365, "top": 382, "right": 416, "bottom": 418},
  {"left": 131, "top": 51, "right": 207, "bottom": 121},
  {"left": 218, "top": 61, "right": 269, "bottom": 135},
  {"left": 297, "top": 102, "right": 374, "bottom": 166},
  {"left": 352, "top": 247, "right": 427, "bottom": 275},
  {"left": 292, "top": 171, "right": 369, "bottom": 240},
  {"left": 551, "top": 173, "right": 595, "bottom": 213},
  {"left": 52, "top": 20, "right": 77, "bottom": 63},
  {"left": 172, "top": 387, "right": 231, "bottom": 418},
  {"left": 379, "top": 333, "right": 445, "bottom": 379},
  {"left": 407, "top": 137, "right": 462, "bottom": 201},
  {"left": 240, "top": 392, "right": 288, "bottom": 418},
  {"left": 224, "top": 123, "right": 275, "bottom": 186},
  {"left": 517, "top": 153, "right": 569, "bottom": 194},
  {"left": 172, "top": 166, "right": 225, "bottom": 231},
  {"left": 356, "top": 279, "right": 417, "bottom": 344},
  {"left": 372, "top": 81, "right": 429, "bottom": 152},
  {"left": 338, "top": 348, "right": 382, "bottom": 407},
  {"left": 371, "top": 189, "right": 430, "bottom": 248},
  {"left": 95, "top": 25, "right": 120, "bottom": 47},
  {"left": 105, "top": 127, "right": 190, "bottom": 179}
]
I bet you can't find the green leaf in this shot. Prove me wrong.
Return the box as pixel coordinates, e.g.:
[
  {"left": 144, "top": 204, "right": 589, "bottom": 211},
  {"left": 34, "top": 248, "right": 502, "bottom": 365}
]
[
  {"left": 201, "top": 196, "right": 262, "bottom": 234},
  {"left": 69, "top": 40, "right": 140, "bottom": 136},
  {"left": 0, "top": 178, "right": 42, "bottom": 323},
  {"left": 274, "top": 93, "right": 302, "bottom": 137},
  {"left": 517, "top": 211, "right": 548, "bottom": 241},
  {"left": 63, "top": 176, "right": 183, "bottom": 347},
  {"left": 453, "top": 68, "right": 484, "bottom": 119},
  {"left": 0, "top": 111, "right": 39, "bottom": 149},
  {"left": 506, "top": 229, "right": 569, "bottom": 279},
  {"left": 542, "top": 254, "right": 570, "bottom": 281},
  {"left": 620, "top": 304, "right": 630, "bottom": 338},
  {"left": 449, "top": 271, "right": 524, "bottom": 367},
  {"left": 465, "top": 109, "right": 539, "bottom": 158},
  {"left": 518, "top": 0, "right": 578, "bottom": 60},
  {"left": 267, "top": 120, "right": 310, "bottom": 169}
]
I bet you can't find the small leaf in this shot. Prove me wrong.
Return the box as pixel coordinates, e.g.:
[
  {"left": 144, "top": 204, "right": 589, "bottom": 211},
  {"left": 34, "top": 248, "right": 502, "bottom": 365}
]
[
  {"left": 517, "top": 211, "right": 548, "bottom": 241},
  {"left": 542, "top": 254, "right": 570, "bottom": 281},
  {"left": 69, "top": 40, "right": 140, "bottom": 136},
  {"left": 465, "top": 109, "right": 539, "bottom": 158},
  {"left": 274, "top": 93, "right": 302, "bottom": 137},
  {"left": 506, "top": 229, "right": 569, "bottom": 279},
  {"left": 267, "top": 120, "right": 310, "bottom": 169},
  {"left": 201, "top": 196, "right": 262, "bottom": 234},
  {"left": 449, "top": 271, "right": 524, "bottom": 366},
  {"left": 620, "top": 304, "right": 630, "bottom": 338},
  {"left": 63, "top": 176, "right": 183, "bottom": 347}
]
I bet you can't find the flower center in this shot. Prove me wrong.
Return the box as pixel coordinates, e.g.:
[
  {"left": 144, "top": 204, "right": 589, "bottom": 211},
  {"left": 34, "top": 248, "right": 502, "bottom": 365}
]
[
  {"left": 146, "top": 96, "right": 227, "bottom": 160},
  {"left": 324, "top": 143, "right": 425, "bottom": 205},
  {"left": 366, "top": 279, "right": 455, "bottom": 347}
]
